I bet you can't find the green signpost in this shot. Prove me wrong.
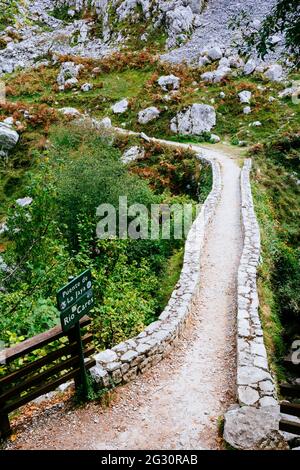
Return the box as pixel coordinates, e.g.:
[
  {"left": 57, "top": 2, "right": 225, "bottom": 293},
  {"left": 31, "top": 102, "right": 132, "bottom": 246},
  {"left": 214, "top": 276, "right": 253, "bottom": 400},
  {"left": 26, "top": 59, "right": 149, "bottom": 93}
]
[{"left": 56, "top": 270, "right": 94, "bottom": 399}]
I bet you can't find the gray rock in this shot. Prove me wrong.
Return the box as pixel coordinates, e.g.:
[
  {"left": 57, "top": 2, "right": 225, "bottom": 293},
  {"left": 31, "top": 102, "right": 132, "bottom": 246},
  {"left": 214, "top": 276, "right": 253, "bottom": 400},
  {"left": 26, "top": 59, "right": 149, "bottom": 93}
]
[
  {"left": 95, "top": 349, "right": 118, "bottom": 364},
  {"left": 106, "top": 361, "right": 122, "bottom": 372},
  {"left": 224, "top": 406, "right": 288, "bottom": 450},
  {"left": 255, "top": 64, "right": 266, "bottom": 73},
  {"left": 219, "top": 91, "right": 226, "bottom": 98},
  {"left": 170, "top": 103, "right": 216, "bottom": 135},
  {"left": 238, "top": 386, "right": 260, "bottom": 406},
  {"left": 278, "top": 86, "right": 298, "bottom": 99},
  {"left": 260, "top": 396, "right": 278, "bottom": 407},
  {"left": 138, "top": 106, "right": 160, "bottom": 124},
  {"left": 250, "top": 121, "right": 262, "bottom": 127},
  {"left": 210, "top": 133, "right": 220, "bottom": 143},
  {"left": 0, "top": 122, "right": 19, "bottom": 153},
  {"left": 244, "top": 59, "right": 256, "bottom": 75},
  {"left": 202, "top": 66, "right": 230, "bottom": 83},
  {"left": 214, "top": 66, "right": 231, "bottom": 82},
  {"left": 243, "top": 106, "right": 251, "bottom": 114},
  {"left": 111, "top": 99, "right": 129, "bottom": 114},
  {"left": 264, "top": 64, "right": 283, "bottom": 82},
  {"left": 207, "top": 46, "right": 223, "bottom": 61},
  {"left": 238, "top": 91, "right": 252, "bottom": 104},
  {"left": 98, "top": 117, "right": 112, "bottom": 128},
  {"left": 120, "top": 350, "right": 138, "bottom": 362},
  {"left": 0, "top": 255, "right": 8, "bottom": 272},
  {"left": 166, "top": 6, "right": 194, "bottom": 48},
  {"left": 157, "top": 74, "right": 180, "bottom": 91},
  {"left": 201, "top": 71, "right": 215, "bottom": 83},
  {"left": 89, "top": 364, "right": 110, "bottom": 387},
  {"left": 228, "top": 55, "right": 244, "bottom": 68},
  {"left": 81, "top": 82, "right": 93, "bottom": 92},
  {"left": 3, "top": 117, "right": 14, "bottom": 126},
  {"left": 198, "top": 56, "right": 210, "bottom": 67},
  {"left": 57, "top": 61, "right": 83, "bottom": 88},
  {"left": 121, "top": 146, "right": 145, "bottom": 164},
  {"left": 59, "top": 107, "right": 81, "bottom": 117},
  {"left": 64, "top": 77, "right": 78, "bottom": 89},
  {"left": 237, "top": 366, "right": 271, "bottom": 385},
  {"left": 219, "top": 57, "right": 230, "bottom": 68},
  {"left": 270, "top": 34, "right": 282, "bottom": 45},
  {"left": 16, "top": 197, "right": 33, "bottom": 207},
  {"left": 57, "top": 380, "right": 73, "bottom": 393}
]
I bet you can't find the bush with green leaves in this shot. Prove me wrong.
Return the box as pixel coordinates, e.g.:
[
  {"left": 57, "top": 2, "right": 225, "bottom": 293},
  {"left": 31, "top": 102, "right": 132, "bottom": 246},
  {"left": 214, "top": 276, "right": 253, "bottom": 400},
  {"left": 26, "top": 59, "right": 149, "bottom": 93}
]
[{"left": 0, "top": 125, "right": 206, "bottom": 350}]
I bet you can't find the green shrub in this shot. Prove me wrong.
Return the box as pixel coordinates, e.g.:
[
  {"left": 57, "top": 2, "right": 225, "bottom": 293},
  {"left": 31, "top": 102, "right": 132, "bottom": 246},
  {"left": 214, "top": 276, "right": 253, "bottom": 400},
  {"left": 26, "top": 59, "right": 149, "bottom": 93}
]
[{"left": 0, "top": 125, "right": 206, "bottom": 349}]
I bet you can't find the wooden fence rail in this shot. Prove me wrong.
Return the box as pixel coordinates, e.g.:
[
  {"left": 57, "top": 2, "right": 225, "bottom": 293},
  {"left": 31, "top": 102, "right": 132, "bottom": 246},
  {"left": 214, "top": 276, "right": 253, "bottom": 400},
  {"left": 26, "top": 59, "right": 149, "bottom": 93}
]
[{"left": 0, "top": 315, "right": 95, "bottom": 438}]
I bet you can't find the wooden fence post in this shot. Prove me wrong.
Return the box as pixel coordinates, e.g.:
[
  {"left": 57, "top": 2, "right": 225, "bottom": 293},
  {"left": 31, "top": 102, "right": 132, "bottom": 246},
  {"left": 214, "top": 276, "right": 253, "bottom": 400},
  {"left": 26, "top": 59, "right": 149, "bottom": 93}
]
[{"left": 0, "top": 412, "right": 11, "bottom": 438}]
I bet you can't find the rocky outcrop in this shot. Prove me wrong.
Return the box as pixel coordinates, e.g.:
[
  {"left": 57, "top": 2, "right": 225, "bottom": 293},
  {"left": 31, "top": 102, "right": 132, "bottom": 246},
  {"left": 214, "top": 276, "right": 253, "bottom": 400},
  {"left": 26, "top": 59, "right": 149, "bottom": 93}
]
[
  {"left": 54, "top": 0, "right": 204, "bottom": 49},
  {"left": 170, "top": 104, "right": 216, "bottom": 135}
]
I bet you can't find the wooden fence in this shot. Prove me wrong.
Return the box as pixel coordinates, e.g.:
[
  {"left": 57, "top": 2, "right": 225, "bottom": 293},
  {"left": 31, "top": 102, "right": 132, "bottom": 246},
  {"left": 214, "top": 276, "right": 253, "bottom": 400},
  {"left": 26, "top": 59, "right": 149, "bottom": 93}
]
[
  {"left": 279, "top": 354, "right": 300, "bottom": 437},
  {"left": 0, "top": 315, "right": 95, "bottom": 438}
]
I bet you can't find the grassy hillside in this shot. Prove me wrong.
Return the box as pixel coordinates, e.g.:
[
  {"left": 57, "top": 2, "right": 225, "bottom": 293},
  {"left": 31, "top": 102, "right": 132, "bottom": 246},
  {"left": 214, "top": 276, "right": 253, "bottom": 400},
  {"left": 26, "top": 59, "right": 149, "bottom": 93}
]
[{"left": 0, "top": 49, "right": 299, "bottom": 379}]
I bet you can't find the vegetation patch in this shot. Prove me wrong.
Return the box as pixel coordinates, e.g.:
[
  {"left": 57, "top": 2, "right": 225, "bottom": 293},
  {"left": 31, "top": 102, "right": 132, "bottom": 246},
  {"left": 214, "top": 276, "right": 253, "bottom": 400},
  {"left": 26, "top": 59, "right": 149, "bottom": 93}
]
[
  {"left": 251, "top": 131, "right": 300, "bottom": 378},
  {"left": 0, "top": 124, "right": 211, "bottom": 360}
]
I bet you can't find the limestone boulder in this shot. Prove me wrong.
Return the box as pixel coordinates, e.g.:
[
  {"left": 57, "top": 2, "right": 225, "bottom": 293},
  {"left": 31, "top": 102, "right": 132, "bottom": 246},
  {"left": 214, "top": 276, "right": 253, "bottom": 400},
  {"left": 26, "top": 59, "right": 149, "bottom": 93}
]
[
  {"left": 138, "top": 106, "right": 160, "bottom": 124},
  {"left": 224, "top": 405, "right": 288, "bottom": 450},
  {"left": 170, "top": 104, "right": 216, "bottom": 135},
  {"left": 0, "top": 122, "right": 19, "bottom": 154}
]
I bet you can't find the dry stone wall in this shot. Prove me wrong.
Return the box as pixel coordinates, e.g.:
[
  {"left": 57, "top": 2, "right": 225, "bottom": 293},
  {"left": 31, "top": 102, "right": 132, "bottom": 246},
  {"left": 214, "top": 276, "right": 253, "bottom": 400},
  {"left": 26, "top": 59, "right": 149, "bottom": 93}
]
[
  {"left": 236, "top": 159, "right": 277, "bottom": 407},
  {"left": 90, "top": 152, "right": 222, "bottom": 389}
]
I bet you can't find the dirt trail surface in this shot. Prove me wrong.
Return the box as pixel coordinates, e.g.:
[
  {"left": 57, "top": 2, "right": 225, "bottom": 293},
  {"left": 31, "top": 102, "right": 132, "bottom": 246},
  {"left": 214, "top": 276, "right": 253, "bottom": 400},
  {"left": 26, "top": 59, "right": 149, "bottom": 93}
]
[{"left": 6, "top": 144, "right": 242, "bottom": 450}]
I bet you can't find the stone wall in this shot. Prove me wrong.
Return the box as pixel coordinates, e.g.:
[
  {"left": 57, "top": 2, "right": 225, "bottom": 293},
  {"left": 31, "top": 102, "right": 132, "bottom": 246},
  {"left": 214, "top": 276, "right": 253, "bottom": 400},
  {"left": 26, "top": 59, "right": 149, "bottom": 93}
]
[
  {"left": 90, "top": 153, "right": 222, "bottom": 389},
  {"left": 236, "top": 158, "right": 277, "bottom": 407}
]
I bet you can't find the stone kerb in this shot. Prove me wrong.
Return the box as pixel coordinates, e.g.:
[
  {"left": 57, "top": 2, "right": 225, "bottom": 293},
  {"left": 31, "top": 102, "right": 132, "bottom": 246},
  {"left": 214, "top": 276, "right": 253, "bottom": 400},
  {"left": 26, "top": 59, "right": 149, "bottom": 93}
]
[
  {"left": 223, "top": 159, "right": 287, "bottom": 451},
  {"left": 90, "top": 152, "right": 222, "bottom": 389},
  {"left": 237, "top": 158, "right": 277, "bottom": 407}
]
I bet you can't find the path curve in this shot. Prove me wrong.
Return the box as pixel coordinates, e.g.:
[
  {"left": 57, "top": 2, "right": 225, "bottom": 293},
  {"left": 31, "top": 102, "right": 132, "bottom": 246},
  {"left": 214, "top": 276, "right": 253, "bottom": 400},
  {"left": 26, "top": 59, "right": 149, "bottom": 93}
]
[{"left": 6, "top": 143, "right": 242, "bottom": 450}]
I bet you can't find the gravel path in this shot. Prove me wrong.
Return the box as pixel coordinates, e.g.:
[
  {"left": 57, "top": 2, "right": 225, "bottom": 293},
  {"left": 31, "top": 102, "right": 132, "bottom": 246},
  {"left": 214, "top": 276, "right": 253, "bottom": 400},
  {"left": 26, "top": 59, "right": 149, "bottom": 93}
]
[{"left": 5, "top": 144, "right": 242, "bottom": 450}]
